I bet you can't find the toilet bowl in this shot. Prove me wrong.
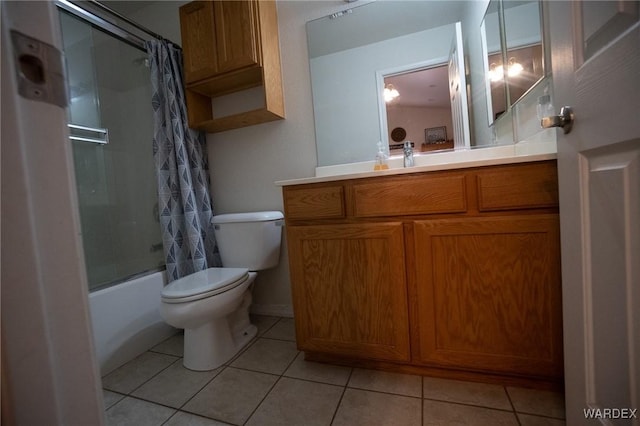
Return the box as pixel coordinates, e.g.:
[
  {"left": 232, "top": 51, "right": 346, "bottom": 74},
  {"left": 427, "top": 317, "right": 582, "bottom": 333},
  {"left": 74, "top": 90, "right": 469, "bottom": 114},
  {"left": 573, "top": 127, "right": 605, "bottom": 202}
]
[
  {"left": 160, "top": 211, "right": 283, "bottom": 371},
  {"left": 161, "top": 268, "right": 258, "bottom": 370}
]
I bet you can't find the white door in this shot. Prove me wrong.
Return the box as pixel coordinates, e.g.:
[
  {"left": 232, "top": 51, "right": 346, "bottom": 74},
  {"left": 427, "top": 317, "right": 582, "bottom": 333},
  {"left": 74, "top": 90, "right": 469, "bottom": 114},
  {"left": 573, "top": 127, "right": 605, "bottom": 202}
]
[
  {"left": 449, "top": 21, "right": 471, "bottom": 149},
  {"left": 549, "top": 1, "right": 640, "bottom": 424}
]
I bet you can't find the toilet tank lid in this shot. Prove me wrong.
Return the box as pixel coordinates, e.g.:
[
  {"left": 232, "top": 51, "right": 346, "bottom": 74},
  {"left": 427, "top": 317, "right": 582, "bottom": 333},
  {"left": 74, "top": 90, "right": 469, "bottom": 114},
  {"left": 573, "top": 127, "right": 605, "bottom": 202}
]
[{"left": 212, "top": 211, "right": 283, "bottom": 224}]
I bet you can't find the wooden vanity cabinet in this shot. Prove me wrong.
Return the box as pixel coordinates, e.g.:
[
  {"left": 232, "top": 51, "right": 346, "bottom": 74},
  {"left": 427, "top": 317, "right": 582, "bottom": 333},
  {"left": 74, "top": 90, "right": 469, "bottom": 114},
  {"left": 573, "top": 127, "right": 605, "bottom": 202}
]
[
  {"left": 282, "top": 160, "right": 563, "bottom": 385},
  {"left": 179, "top": 0, "right": 284, "bottom": 133}
]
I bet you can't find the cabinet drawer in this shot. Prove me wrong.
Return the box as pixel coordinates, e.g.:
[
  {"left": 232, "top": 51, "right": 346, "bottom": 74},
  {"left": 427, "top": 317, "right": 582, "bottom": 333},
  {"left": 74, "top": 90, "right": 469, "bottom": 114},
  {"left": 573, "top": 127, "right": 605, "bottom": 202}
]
[
  {"left": 283, "top": 185, "right": 345, "bottom": 220},
  {"left": 351, "top": 174, "right": 466, "bottom": 217},
  {"left": 477, "top": 161, "right": 558, "bottom": 211}
]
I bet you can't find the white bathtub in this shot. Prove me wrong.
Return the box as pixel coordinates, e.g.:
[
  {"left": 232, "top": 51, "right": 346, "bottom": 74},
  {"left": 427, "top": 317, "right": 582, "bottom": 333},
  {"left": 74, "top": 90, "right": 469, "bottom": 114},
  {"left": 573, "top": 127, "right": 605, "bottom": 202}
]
[{"left": 88, "top": 271, "right": 177, "bottom": 376}]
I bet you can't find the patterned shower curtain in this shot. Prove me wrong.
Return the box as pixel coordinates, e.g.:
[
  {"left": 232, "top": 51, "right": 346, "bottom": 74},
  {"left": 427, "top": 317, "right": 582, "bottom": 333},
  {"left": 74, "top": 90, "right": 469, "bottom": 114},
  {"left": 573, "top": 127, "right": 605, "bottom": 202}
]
[{"left": 146, "top": 39, "right": 221, "bottom": 282}]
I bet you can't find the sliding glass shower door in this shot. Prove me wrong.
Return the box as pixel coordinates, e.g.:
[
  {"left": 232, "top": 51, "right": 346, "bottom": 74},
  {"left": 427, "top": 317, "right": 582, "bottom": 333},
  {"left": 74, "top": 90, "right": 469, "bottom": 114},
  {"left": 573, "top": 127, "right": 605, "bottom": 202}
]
[{"left": 59, "top": 10, "right": 164, "bottom": 291}]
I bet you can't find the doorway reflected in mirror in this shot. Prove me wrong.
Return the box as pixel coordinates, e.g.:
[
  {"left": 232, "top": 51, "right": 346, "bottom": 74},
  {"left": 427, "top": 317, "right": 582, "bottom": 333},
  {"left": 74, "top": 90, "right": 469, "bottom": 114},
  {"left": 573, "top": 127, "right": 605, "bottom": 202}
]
[{"left": 384, "top": 65, "right": 454, "bottom": 155}]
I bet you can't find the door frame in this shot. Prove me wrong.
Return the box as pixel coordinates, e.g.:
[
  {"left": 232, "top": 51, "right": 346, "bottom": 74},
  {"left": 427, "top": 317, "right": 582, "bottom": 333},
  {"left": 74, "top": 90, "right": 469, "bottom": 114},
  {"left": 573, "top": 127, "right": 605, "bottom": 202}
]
[{"left": 1, "top": 2, "right": 103, "bottom": 424}]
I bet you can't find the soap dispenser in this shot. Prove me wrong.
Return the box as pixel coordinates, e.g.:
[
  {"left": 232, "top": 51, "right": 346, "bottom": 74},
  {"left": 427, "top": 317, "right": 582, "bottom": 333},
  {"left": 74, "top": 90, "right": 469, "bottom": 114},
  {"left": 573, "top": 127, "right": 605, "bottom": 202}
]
[
  {"left": 374, "top": 141, "right": 389, "bottom": 171},
  {"left": 403, "top": 141, "right": 414, "bottom": 167}
]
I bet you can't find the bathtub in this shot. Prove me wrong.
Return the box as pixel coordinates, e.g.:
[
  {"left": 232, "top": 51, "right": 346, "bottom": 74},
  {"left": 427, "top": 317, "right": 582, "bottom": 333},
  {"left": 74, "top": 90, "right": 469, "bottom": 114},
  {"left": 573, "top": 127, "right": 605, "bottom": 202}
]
[{"left": 88, "top": 270, "right": 177, "bottom": 376}]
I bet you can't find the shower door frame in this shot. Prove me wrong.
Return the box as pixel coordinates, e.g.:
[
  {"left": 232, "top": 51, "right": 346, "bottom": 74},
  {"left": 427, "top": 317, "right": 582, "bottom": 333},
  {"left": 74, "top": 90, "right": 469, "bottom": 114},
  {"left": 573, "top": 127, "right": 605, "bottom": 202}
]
[
  {"left": 57, "top": 0, "right": 168, "bottom": 291},
  {"left": 56, "top": 0, "right": 152, "bottom": 51}
]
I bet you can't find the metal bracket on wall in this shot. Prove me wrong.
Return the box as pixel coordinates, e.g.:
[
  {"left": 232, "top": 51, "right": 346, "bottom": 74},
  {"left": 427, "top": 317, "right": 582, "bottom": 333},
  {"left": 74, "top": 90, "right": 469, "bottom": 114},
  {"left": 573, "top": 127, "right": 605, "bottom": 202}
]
[{"left": 11, "top": 30, "right": 68, "bottom": 108}]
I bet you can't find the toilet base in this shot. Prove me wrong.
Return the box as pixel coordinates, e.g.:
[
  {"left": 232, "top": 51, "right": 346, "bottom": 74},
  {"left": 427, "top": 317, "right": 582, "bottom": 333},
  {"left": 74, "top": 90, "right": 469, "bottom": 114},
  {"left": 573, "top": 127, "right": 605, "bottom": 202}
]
[{"left": 182, "top": 289, "right": 257, "bottom": 371}]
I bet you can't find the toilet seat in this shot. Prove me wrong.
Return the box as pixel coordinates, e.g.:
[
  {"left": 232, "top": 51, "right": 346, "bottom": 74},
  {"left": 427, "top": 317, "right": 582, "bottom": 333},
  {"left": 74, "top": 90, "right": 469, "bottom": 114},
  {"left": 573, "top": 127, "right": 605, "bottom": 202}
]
[{"left": 161, "top": 267, "right": 250, "bottom": 303}]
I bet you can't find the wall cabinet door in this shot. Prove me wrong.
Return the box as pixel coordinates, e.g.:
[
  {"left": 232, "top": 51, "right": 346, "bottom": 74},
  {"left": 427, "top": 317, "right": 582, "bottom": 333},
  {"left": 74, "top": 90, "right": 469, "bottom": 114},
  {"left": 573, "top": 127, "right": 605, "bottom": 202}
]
[
  {"left": 288, "top": 223, "right": 410, "bottom": 362},
  {"left": 180, "top": 1, "right": 259, "bottom": 84},
  {"left": 212, "top": 1, "right": 260, "bottom": 74},
  {"left": 412, "top": 215, "right": 563, "bottom": 378},
  {"left": 180, "top": 1, "right": 217, "bottom": 83}
]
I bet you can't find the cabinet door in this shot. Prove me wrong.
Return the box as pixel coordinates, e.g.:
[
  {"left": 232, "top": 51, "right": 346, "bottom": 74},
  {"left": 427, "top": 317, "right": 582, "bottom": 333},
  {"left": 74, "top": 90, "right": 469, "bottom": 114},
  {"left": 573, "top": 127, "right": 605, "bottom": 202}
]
[
  {"left": 180, "top": 1, "right": 260, "bottom": 84},
  {"left": 213, "top": 1, "right": 260, "bottom": 74},
  {"left": 180, "top": 1, "right": 218, "bottom": 83},
  {"left": 288, "top": 223, "right": 410, "bottom": 362},
  {"left": 412, "top": 215, "right": 563, "bottom": 378}
]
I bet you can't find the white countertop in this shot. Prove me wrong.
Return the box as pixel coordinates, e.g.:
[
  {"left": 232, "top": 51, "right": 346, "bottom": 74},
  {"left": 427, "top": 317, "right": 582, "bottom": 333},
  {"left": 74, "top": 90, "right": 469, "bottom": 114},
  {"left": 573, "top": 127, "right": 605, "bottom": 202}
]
[{"left": 276, "top": 141, "right": 557, "bottom": 186}]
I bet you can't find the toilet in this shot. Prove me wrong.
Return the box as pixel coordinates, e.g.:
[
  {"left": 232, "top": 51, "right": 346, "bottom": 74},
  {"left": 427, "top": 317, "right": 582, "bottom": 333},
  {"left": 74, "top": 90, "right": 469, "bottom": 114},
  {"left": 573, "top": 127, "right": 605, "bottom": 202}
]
[{"left": 160, "top": 211, "right": 284, "bottom": 371}]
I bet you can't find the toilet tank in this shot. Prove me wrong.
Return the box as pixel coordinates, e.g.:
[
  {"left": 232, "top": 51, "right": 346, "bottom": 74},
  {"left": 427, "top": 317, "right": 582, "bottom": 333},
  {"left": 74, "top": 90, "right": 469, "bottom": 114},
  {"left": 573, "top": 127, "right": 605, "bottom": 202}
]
[{"left": 212, "top": 211, "right": 284, "bottom": 270}]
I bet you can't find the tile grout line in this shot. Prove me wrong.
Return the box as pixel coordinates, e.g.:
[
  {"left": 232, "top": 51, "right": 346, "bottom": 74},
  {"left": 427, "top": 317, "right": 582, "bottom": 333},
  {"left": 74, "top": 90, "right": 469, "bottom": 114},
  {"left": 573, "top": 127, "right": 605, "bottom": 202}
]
[
  {"left": 421, "top": 376, "right": 424, "bottom": 426},
  {"left": 258, "top": 316, "right": 282, "bottom": 336},
  {"left": 504, "top": 385, "right": 523, "bottom": 426},
  {"left": 346, "top": 385, "right": 423, "bottom": 400},
  {"left": 174, "top": 361, "right": 226, "bottom": 411},
  {"left": 147, "top": 330, "right": 183, "bottom": 356},
  {"left": 421, "top": 395, "right": 522, "bottom": 414},
  {"left": 241, "top": 373, "right": 284, "bottom": 426},
  {"left": 241, "top": 343, "right": 301, "bottom": 426},
  {"left": 102, "top": 353, "right": 181, "bottom": 403},
  {"left": 329, "top": 367, "right": 354, "bottom": 426}
]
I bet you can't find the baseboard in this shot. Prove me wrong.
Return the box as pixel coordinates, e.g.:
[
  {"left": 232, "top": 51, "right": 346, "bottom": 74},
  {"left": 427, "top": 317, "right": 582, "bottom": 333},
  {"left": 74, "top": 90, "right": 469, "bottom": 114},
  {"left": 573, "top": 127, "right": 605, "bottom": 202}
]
[{"left": 250, "top": 303, "right": 294, "bottom": 318}]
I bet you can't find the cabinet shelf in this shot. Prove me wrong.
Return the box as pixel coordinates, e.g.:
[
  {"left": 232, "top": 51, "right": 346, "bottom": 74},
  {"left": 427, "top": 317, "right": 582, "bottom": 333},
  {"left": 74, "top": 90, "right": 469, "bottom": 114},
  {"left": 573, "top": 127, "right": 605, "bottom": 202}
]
[{"left": 187, "top": 66, "right": 263, "bottom": 98}]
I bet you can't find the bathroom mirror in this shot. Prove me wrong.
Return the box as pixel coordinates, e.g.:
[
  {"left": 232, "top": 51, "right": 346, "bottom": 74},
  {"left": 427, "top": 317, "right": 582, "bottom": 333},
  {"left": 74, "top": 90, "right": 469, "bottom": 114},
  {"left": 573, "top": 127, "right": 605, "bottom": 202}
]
[
  {"left": 503, "top": 1, "right": 544, "bottom": 107},
  {"left": 307, "top": 1, "right": 465, "bottom": 166},
  {"left": 307, "top": 0, "right": 551, "bottom": 168},
  {"left": 481, "top": 0, "right": 506, "bottom": 125},
  {"left": 481, "top": 0, "right": 545, "bottom": 126}
]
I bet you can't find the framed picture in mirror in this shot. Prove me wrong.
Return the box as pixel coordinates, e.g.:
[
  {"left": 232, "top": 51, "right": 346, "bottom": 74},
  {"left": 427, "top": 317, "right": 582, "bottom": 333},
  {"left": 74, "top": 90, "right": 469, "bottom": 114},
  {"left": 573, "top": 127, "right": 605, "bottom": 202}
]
[{"left": 426, "top": 126, "right": 447, "bottom": 144}]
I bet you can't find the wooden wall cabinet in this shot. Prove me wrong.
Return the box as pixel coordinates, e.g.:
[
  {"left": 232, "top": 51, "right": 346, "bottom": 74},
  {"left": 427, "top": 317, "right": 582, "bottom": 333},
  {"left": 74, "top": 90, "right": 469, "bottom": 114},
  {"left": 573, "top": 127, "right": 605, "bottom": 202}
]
[
  {"left": 181, "top": 1, "right": 260, "bottom": 84},
  {"left": 282, "top": 160, "right": 563, "bottom": 386},
  {"left": 179, "top": 0, "right": 284, "bottom": 133}
]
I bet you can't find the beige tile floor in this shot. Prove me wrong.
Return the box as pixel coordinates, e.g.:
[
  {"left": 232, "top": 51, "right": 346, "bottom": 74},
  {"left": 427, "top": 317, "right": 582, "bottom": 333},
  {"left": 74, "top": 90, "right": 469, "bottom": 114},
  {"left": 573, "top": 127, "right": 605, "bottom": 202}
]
[{"left": 101, "top": 316, "right": 566, "bottom": 426}]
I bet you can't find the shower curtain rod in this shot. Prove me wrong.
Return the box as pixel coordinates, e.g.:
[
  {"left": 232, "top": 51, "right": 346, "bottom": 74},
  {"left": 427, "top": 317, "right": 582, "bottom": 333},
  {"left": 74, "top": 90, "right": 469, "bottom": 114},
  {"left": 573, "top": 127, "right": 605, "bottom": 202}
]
[
  {"left": 56, "top": 0, "right": 180, "bottom": 50},
  {"left": 86, "top": 0, "right": 180, "bottom": 46}
]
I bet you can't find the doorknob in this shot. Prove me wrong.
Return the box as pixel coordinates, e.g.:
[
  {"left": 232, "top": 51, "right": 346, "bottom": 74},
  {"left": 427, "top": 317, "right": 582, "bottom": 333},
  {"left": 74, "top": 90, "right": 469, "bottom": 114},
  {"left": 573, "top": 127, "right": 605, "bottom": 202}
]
[{"left": 541, "top": 106, "right": 575, "bottom": 134}]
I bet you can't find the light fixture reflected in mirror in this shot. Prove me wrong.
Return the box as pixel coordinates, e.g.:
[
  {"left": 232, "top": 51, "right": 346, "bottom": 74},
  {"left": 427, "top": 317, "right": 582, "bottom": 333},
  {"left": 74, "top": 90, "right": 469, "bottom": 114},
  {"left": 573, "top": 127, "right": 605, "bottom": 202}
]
[
  {"left": 489, "top": 63, "right": 503, "bottom": 82},
  {"left": 507, "top": 57, "right": 523, "bottom": 77},
  {"left": 384, "top": 84, "right": 399, "bottom": 103},
  {"left": 488, "top": 57, "right": 523, "bottom": 82}
]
